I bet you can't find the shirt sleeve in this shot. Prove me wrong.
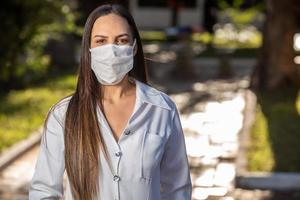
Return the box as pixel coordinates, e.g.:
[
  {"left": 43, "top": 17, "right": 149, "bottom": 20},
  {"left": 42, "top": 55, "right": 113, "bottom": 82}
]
[
  {"left": 28, "top": 108, "right": 65, "bottom": 199},
  {"left": 160, "top": 106, "right": 192, "bottom": 200}
]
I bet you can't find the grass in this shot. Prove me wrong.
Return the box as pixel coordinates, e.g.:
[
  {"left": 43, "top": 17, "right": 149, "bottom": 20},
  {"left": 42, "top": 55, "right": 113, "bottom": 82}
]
[
  {"left": 0, "top": 74, "right": 77, "bottom": 153},
  {"left": 248, "top": 87, "right": 300, "bottom": 172},
  {"left": 247, "top": 104, "right": 275, "bottom": 171},
  {"left": 196, "top": 46, "right": 258, "bottom": 58},
  {"left": 140, "top": 29, "right": 261, "bottom": 53}
]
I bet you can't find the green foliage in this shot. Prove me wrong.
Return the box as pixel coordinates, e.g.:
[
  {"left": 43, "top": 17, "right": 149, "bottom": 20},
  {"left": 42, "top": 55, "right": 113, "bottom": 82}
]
[
  {"left": 212, "top": 24, "right": 262, "bottom": 49},
  {"left": 248, "top": 88, "right": 300, "bottom": 172},
  {"left": 218, "top": 0, "right": 244, "bottom": 10},
  {"left": 218, "top": 0, "right": 264, "bottom": 12},
  {"left": 139, "top": 31, "right": 167, "bottom": 42},
  {"left": 0, "top": 0, "right": 79, "bottom": 91},
  {"left": 247, "top": 105, "right": 274, "bottom": 171},
  {"left": 0, "top": 74, "right": 77, "bottom": 153},
  {"left": 191, "top": 32, "right": 213, "bottom": 44},
  {"left": 211, "top": 0, "right": 265, "bottom": 50},
  {"left": 222, "top": 8, "right": 263, "bottom": 26}
]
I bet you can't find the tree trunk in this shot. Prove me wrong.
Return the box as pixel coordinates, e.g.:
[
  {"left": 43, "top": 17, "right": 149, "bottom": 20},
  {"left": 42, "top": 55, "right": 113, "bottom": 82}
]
[
  {"left": 251, "top": 0, "right": 300, "bottom": 90},
  {"left": 171, "top": 7, "right": 178, "bottom": 27},
  {"left": 203, "top": 0, "right": 218, "bottom": 33}
]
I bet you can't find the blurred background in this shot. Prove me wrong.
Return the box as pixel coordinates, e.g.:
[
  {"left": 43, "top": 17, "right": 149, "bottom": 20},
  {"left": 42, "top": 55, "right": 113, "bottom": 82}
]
[{"left": 0, "top": 0, "right": 299, "bottom": 199}]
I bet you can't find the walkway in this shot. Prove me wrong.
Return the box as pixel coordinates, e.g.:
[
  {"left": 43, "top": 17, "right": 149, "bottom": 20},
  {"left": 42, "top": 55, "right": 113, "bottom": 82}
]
[{"left": 160, "top": 78, "right": 250, "bottom": 200}]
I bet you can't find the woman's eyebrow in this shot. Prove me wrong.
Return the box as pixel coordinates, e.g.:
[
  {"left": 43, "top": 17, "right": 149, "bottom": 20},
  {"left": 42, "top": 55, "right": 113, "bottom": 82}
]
[
  {"left": 93, "top": 33, "right": 129, "bottom": 39},
  {"left": 116, "top": 33, "right": 130, "bottom": 38},
  {"left": 94, "top": 35, "right": 108, "bottom": 38}
]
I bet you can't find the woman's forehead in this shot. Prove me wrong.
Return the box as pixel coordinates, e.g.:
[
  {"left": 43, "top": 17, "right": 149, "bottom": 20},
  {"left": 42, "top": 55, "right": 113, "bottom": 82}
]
[{"left": 91, "top": 13, "right": 131, "bottom": 37}]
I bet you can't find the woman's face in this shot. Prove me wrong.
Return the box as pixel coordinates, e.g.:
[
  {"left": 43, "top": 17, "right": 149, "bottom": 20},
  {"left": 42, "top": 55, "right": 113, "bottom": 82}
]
[{"left": 90, "top": 13, "right": 134, "bottom": 48}]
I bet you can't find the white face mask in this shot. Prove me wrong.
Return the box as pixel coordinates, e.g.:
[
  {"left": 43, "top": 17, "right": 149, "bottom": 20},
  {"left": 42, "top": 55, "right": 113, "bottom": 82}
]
[{"left": 89, "top": 39, "right": 136, "bottom": 85}]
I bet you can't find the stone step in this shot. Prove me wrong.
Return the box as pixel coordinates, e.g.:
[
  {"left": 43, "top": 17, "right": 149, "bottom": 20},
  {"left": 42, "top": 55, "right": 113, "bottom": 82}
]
[{"left": 236, "top": 172, "right": 300, "bottom": 191}]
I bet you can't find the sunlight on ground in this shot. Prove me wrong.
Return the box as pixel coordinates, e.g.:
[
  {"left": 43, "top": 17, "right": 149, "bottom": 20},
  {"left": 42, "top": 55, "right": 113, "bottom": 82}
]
[
  {"left": 174, "top": 91, "right": 246, "bottom": 199},
  {"left": 181, "top": 94, "right": 245, "bottom": 159}
]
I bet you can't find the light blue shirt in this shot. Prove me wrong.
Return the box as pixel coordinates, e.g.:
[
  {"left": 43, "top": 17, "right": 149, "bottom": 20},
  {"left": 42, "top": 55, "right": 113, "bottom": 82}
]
[{"left": 29, "top": 78, "right": 192, "bottom": 200}]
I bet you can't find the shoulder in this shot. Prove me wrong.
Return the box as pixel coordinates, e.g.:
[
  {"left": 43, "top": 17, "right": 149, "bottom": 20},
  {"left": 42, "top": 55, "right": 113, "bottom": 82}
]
[
  {"left": 157, "top": 89, "right": 177, "bottom": 111},
  {"left": 141, "top": 81, "right": 177, "bottom": 112},
  {"left": 48, "top": 95, "right": 73, "bottom": 125}
]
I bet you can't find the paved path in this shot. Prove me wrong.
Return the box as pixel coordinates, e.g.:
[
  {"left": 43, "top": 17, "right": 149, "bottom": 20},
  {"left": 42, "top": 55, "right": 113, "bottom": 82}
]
[
  {"left": 162, "top": 78, "right": 249, "bottom": 200},
  {"left": 0, "top": 146, "right": 39, "bottom": 199},
  {"left": 0, "top": 142, "right": 69, "bottom": 200}
]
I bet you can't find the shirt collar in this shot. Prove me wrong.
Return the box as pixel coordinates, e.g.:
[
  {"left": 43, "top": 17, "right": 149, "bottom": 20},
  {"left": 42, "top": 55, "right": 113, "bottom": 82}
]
[{"left": 133, "top": 78, "right": 172, "bottom": 111}]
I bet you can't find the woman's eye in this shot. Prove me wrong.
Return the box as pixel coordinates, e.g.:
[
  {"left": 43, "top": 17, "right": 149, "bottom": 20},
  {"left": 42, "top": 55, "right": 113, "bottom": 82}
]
[
  {"left": 117, "top": 39, "right": 129, "bottom": 45},
  {"left": 96, "top": 39, "right": 106, "bottom": 44}
]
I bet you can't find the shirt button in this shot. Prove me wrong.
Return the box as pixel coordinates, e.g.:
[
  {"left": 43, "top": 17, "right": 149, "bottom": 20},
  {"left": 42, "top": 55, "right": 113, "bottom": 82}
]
[
  {"left": 124, "top": 129, "right": 131, "bottom": 135},
  {"left": 115, "top": 151, "right": 122, "bottom": 157},
  {"left": 113, "top": 175, "right": 121, "bottom": 182}
]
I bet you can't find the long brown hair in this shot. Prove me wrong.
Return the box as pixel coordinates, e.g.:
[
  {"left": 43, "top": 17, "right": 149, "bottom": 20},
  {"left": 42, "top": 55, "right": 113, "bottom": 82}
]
[{"left": 44, "top": 4, "right": 147, "bottom": 200}]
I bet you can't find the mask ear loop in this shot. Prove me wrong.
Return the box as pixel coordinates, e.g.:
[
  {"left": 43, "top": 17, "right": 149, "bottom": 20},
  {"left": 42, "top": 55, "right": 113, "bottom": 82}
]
[{"left": 132, "top": 38, "right": 136, "bottom": 47}]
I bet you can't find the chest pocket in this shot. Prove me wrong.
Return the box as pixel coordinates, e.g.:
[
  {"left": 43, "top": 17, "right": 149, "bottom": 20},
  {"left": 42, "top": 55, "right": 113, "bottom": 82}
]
[{"left": 140, "top": 131, "right": 165, "bottom": 180}]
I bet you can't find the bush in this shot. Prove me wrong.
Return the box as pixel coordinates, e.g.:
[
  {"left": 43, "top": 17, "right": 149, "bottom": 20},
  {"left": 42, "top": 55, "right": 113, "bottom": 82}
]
[{"left": 0, "top": 0, "right": 78, "bottom": 92}]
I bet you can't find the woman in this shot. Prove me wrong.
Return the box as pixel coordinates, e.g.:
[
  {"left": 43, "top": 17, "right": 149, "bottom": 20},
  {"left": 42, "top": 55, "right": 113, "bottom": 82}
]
[{"left": 29, "top": 4, "right": 192, "bottom": 200}]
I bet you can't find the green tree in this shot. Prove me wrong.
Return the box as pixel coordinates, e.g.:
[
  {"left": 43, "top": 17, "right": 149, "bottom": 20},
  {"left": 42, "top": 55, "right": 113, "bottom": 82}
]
[{"left": 0, "top": 0, "right": 77, "bottom": 92}]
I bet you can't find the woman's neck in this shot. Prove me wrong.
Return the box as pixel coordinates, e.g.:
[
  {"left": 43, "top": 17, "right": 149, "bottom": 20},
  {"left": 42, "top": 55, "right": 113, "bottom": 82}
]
[{"left": 100, "top": 75, "right": 135, "bottom": 104}]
